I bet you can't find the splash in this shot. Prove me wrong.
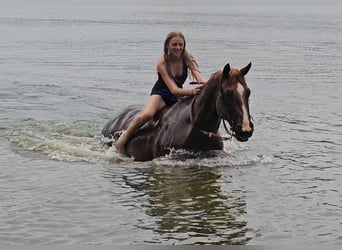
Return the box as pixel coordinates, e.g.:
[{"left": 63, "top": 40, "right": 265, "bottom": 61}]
[
  {"left": 3, "top": 118, "right": 273, "bottom": 167},
  {"left": 152, "top": 140, "right": 273, "bottom": 168},
  {"left": 3, "top": 118, "right": 117, "bottom": 164}
]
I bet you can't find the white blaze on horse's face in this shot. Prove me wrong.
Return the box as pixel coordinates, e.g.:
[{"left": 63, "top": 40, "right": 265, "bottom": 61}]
[{"left": 237, "top": 83, "right": 252, "bottom": 133}]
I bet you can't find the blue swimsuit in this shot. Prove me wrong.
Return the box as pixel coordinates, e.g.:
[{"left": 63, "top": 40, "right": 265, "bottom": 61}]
[{"left": 150, "top": 57, "right": 188, "bottom": 105}]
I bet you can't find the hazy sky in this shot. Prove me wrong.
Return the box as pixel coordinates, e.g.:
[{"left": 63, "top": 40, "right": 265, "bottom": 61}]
[{"left": 1, "top": 0, "right": 341, "bottom": 7}]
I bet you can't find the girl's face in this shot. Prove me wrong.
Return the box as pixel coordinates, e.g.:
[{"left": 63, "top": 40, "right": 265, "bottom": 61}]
[{"left": 167, "top": 36, "right": 184, "bottom": 57}]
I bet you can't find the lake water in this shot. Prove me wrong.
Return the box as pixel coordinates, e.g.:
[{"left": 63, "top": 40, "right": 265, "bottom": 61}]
[{"left": 0, "top": 4, "right": 342, "bottom": 245}]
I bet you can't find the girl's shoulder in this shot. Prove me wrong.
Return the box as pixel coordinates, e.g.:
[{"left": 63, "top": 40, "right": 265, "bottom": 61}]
[
  {"left": 156, "top": 56, "right": 165, "bottom": 65},
  {"left": 156, "top": 56, "right": 166, "bottom": 70}
]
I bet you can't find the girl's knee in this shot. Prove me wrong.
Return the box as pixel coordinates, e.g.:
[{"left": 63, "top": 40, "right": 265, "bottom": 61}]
[{"left": 140, "top": 112, "right": 154, "bottom": 121}]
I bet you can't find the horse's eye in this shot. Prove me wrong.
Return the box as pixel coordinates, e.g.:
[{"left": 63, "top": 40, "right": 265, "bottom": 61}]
[{"left": 224, "top": 90, "right": 234, "bottom": 99}]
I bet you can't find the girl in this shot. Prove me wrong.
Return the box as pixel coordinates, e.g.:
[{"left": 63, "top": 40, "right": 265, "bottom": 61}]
[{"left": 115, "top": 31, "right": 206, "bottom": 154}]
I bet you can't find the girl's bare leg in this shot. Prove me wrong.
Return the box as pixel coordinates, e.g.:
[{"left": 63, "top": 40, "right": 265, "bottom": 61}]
[
  {"left": 115, "top": 95, "right": 165, "bottom": 155},
  {"left": 115, "top": 115, "right": 146, "bottom": 154}
]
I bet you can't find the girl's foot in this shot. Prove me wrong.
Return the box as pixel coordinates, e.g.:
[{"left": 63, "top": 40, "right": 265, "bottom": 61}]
[{"left": 115, "top": 131, "right": 127, "bottom": 155}]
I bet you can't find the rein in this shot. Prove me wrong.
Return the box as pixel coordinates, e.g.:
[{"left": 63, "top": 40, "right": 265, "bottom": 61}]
[{"left": 197, "top": 120, "right": 233, "bottom": 141}]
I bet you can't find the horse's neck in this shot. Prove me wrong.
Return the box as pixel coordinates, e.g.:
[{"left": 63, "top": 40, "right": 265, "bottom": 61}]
[{"left": 191, "top": 78, "right": 221, "bottom": 132}]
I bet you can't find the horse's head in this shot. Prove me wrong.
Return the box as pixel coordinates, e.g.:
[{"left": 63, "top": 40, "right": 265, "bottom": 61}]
[{"left": 216, "top": 63, "right": 254, "bottom": 142}]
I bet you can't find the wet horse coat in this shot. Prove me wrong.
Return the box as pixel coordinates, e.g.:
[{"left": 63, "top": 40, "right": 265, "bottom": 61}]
[{"left": 102, "top": 63, "right": 254, "bottom": 161}]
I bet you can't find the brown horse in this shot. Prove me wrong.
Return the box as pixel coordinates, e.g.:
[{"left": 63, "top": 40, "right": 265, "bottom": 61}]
[{"left": 102, "top": 63, "right": 254, "bottom": 161}]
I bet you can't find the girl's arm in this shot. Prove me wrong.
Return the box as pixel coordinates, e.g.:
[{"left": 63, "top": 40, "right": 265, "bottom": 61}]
[
  {"left": 187, "top": 53, "right": 206, "bottom": 84},
  {"left": 190, "top": 68, "right": 206, "bottom": 84}
]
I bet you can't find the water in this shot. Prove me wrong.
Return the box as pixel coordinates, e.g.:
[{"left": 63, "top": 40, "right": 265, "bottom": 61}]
[{"left": 1, "top": 4, "right": 342, "bottom": 245}]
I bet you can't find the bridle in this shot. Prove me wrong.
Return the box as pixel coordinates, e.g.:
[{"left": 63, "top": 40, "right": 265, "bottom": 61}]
[
  {"left": 217, "top": 73, "right": 239, "bottom": 140},
  {"left": 218, "top": 74, "right": 237, "bottom": 135},
  {"left": 189, "top": 76, "right": 236, "bottom": 141},
  {"left": 218, "top": 71, "right": 254, "bottom": 142}
]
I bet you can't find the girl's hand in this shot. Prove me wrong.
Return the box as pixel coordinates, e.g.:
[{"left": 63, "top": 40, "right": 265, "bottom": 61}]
[{"left": 192, "top": 85, "right": 203, "bottom": 96}]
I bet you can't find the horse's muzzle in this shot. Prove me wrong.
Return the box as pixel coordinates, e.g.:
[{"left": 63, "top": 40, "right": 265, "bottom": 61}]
[{"left": 234, "top": 122, "right": 254, "bottom": 142}]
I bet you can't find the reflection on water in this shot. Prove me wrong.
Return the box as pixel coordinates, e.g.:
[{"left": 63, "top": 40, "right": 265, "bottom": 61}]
[{"left": 118, "top": 163, "right": 250, "bottom": 244}]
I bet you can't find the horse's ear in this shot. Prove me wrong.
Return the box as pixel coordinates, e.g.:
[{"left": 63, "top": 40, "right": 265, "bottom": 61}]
[
  {"left": 240, "top": 62, "right": 252, "bottom": 76},
  {"left": 223, "top": 63, "right": 230, "bottom": 78}
]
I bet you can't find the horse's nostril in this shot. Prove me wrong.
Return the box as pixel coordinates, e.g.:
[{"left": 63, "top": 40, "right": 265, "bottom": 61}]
[{"left": 235, "top": 122, "right": 253, "bottom": 141}]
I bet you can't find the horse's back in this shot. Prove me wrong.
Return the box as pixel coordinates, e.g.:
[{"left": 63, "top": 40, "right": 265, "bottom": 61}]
[
  {"left": 101, "top": 98, "right": 195, "bottom": 160},
  {"left": 101, "top": 102, "right": 176, "bottom": 147},
  {"left": 154, "top": 98, "right": 194, "bottom": 148}
]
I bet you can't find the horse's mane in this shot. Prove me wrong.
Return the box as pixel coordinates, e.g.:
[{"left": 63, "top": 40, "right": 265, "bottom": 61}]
[
  {"left": 160, "top": 70, "right": 224, "bottom": 111},
  {"left": 200, "top": 70, "right": 222, "bottom": 92},
  {"left": 208, "top": 70, "right": 222, "bottom": 81}
]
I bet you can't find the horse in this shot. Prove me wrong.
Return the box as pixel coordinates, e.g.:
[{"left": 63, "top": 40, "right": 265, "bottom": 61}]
[{"left": 102, "top": 62, "right": 254, "bottom": 161}]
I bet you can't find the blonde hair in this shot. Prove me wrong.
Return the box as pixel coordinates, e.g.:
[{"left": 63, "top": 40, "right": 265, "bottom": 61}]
[{"left": 163, "top": 31, "right": 200, "bottom": 79}]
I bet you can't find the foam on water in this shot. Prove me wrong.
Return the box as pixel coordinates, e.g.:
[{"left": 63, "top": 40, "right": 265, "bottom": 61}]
[
  {"left": 3, "top": 118, "right": 114, "bottom": 163},
  {"left": 3, "top": 118, "right": 273, "bottom": 168}
]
